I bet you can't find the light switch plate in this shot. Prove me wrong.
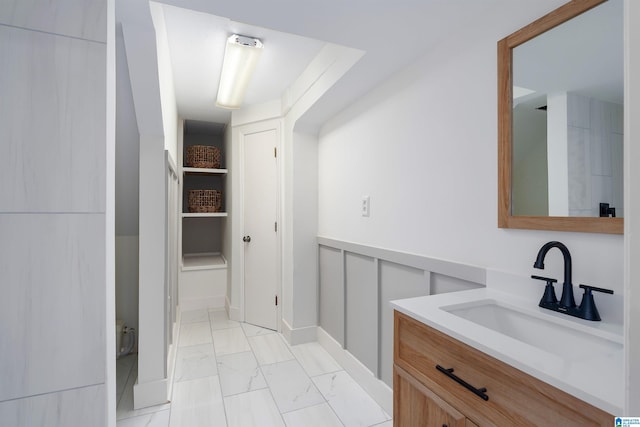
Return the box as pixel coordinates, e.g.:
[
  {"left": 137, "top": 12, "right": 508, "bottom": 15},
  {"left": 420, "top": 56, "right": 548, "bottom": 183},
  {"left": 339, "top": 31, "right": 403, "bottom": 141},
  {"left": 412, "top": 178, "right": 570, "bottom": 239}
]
[{"left": 362, "top": 196, "right": 370, "bottom": 217}]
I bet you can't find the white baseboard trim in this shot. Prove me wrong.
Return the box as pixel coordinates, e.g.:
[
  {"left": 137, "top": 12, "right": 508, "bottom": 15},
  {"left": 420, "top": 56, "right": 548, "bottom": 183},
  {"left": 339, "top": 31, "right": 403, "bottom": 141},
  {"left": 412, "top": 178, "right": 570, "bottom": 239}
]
[
  {"left": 317, "top": 327, "right": 393, "bottom": 415},
  {"left": 166, "top": 313, "right": 181, "bottom": 399},
  {"left": 281, "top": 319, "right": 317, "bottom": 345},
  {"left": 133, "top": 377, "right": 169, "bottom": 409},
  {"left": 166, "top": 342, "right": 177, "bottom": 399},
  {"left": 227, "top": 298, "right": 241, "bottom": 322},
  {"left": 180, "top": 295, "right": 225, "bottom": 312}
]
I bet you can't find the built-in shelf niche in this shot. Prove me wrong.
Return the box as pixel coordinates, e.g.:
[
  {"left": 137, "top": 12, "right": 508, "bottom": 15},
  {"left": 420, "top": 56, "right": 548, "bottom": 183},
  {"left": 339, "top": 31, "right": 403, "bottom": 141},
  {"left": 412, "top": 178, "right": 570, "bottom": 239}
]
[
  {"left": 180, "top": 120, "right": 228, "bottom": 272},
  {"left": 182, "top": 252, "right": 227, "bottom": 271}
]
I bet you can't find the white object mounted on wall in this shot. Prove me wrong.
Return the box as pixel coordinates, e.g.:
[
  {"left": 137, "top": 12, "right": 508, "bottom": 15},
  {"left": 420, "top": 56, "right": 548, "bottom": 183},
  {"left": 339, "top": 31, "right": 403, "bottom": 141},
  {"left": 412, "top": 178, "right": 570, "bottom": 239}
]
[
  {"left": 362, "top": 196, "right": 370, "bottom": 217},
  {"left": 216, "top": 34, "right": 264, "bottom": 109}
]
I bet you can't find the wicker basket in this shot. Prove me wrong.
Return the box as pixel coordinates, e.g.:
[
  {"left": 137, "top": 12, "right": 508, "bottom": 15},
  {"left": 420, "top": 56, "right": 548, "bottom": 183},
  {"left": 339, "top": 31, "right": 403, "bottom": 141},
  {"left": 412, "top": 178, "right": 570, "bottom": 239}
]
[
  {"left": 188, "top": 190, "right": 222, "bottom": 213},
  {"left": 186, "top": 145, "right": 221, "bottom": 169}
]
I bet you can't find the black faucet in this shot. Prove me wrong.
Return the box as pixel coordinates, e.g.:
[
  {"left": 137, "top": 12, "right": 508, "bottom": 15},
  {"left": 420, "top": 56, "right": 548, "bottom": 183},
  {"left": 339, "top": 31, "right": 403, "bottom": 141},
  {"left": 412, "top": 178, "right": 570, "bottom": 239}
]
[
  {"left": 532, "top": 241, "right": 613, "bottom": 321},
  {"left": 533, "top": 241, "right": 575, "bottom": 308}
]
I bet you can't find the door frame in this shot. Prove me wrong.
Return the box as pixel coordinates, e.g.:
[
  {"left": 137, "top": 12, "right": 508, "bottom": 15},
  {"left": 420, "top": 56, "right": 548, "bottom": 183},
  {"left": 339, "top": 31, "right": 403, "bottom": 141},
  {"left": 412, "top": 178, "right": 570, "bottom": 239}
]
[{"left": 237, "top": 119, "right": 282, "bottom": 332}]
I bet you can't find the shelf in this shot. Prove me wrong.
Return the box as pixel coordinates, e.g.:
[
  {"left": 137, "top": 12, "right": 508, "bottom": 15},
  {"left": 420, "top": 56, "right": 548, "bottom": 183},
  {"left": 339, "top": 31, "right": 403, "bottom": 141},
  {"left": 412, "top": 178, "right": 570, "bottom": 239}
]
[
  {"left": 182, "top": 252, "right": 227, "bottom": 271},
  {"left": 182, "top": 212, "right": 228, "bottom": 218},
  {"left": 183, "top": 167, "right": 228, "bottom": 175}
]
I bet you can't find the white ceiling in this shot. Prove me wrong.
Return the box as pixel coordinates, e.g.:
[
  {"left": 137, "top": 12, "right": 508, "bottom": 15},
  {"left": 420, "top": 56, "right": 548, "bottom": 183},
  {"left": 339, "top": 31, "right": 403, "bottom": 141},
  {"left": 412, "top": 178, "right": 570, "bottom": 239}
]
[
  {"left": 153, "top": 0, "right": 570, "bottom": 129},
  {"left": 514, "top": 0, "right": 623, "bottom": 107},
  {"left": 159, "top": 3, "right": 326, "bottom": 124}
]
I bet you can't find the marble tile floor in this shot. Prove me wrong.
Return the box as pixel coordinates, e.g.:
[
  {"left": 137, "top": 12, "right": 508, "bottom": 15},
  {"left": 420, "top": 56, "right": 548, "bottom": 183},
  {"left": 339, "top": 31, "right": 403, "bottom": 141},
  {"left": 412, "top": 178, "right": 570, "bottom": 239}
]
[{"left": 116, "top": 308, "right": 392, "bottom": 427}]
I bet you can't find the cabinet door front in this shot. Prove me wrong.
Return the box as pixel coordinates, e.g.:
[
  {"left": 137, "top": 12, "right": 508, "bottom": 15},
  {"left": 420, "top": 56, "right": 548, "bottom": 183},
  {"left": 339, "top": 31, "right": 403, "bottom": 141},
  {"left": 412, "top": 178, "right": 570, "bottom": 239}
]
[{"left": 395, "top": 365, "right": 467, "bottom": 427}]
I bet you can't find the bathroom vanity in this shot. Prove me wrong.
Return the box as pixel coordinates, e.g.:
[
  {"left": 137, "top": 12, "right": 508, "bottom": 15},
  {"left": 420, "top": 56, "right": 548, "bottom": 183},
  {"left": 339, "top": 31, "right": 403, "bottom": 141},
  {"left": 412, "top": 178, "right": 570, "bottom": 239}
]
[
  {"left": 391, "top": 286, "right": 621, "bottom": 426},
  {"left": 391, "top": 0, "right": 626, "bottom": 422}
]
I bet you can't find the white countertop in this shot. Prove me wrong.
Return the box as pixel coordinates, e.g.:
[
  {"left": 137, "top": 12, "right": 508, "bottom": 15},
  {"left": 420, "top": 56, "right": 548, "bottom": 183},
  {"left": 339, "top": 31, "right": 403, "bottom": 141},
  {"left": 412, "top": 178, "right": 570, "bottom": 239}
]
[{"left": 390, "top": 273, "right": 624, "bottom": 415}]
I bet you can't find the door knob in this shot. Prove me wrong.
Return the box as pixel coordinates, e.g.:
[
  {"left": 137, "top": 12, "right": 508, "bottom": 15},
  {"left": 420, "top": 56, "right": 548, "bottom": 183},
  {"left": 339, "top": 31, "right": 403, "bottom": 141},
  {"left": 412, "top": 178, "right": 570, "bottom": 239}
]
[{"left": 243, "top": 235, "right": 251, "bottom": 242}]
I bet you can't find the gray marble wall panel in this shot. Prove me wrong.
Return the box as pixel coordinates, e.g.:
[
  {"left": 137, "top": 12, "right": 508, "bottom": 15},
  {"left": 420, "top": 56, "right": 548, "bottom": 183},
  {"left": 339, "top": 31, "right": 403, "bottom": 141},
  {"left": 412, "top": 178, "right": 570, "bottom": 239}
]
[
  {"left": 568, "top": 126, "right": 591, "bottom": 213},
  {"left": 612, "top": 132, "right": 624, "bottom": 211},
  {"left": 0, "top": 0, "right": 106, "bottom": 42},
  {"left": 566, "top": 94, "right": 624, "bottom": 217},
  {"left": 0, "top": 214, "right": 106, "bottom": 401},
  {"left": 345, "top": 252, "right": 377, "bottom": 375},
  {"left": 0, "top": 25, "right": 106, "bottom": 213},
  {"left": 0, "top": 384, "right": 105, "bottom": 427},
  {"left": 612, "top": 103, "right": 623, "bottom": 135},
  {"left": 0, "top": 0, "right": 107, "bottom": 422},
  {"left": 318, "top": 245, "right": 344, "bottom": 346},
  {"left": 590, "top": 98, "right": 613, "bottom": 177},
  {"left": 379, "top": 261, "right": 429, "bottom": 386},
  {"left": 567, "top": 93, "right": 590, "bottom": 129}
]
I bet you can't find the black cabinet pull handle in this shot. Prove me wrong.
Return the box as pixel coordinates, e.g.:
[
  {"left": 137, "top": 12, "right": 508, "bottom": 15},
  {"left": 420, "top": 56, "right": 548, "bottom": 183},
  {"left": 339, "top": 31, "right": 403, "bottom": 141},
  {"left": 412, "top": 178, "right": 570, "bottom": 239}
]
[{"left": 436, "top": 365, "right": 489, "bottom": 401}]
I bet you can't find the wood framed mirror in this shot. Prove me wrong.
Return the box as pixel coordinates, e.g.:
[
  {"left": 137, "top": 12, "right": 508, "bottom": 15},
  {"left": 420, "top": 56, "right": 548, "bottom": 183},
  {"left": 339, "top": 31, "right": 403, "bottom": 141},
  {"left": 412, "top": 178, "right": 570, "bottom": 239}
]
[{"left": 498, "top": 0, "right": 623, "bottom": 234}]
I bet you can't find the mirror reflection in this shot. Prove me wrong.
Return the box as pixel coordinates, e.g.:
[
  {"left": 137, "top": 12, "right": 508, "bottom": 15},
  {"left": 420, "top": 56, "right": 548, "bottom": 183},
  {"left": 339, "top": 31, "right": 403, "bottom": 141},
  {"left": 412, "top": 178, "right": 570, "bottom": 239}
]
[{"left": 511, "top": 0, "right": 623, "bottom": 218}]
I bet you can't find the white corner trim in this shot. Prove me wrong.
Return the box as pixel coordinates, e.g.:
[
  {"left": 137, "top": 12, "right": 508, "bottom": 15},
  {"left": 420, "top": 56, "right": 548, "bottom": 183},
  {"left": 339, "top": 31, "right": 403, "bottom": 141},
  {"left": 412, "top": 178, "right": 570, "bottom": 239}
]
[
  {"left": 317, "top": 327, "right": 393, "bottom": 415},
  {"left": 227, "top": 297, "right": 242, "bottom": 322},
  {"left": 281, "top": 319, "right": 317, "bottom": 345},
  {"left": 166, "top": 318, "right": 180, "bottom": 399},
  {"left": 133, "top": 378, "right": 169, "bottom": 410}
]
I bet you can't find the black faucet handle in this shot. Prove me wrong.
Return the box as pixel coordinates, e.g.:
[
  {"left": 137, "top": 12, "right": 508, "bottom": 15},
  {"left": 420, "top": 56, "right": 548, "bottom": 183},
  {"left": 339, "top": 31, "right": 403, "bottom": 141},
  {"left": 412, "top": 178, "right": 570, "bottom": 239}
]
[
  {"left": 531, "top": 275, "right": 558, "bottom": 306},
  {"left": 531, "top": 275, "right": 557, "bottom": 284},
  {"left": 579, "top": 284, "right": 614, "bottom": 295},
  {"left": 577, "top": 284, "right": 613, "bottom": 321}
]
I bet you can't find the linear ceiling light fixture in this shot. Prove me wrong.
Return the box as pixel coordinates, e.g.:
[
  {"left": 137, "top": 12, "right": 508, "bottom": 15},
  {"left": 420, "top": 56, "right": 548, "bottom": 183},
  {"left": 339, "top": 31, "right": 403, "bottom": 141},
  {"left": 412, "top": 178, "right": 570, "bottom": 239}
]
[{"left": 216, "top": 34, "right": 264, "bottom": 109}]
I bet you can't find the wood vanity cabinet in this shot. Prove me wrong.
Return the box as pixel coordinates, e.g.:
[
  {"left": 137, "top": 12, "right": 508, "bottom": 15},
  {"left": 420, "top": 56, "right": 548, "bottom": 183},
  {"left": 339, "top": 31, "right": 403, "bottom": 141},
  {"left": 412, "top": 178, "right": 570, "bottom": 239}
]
[
  {"left": 395, "top": 364, "right": 478, "bottom": 427},
  {"left": 393, "top": 311, "right": 613, "bottom": 427}
]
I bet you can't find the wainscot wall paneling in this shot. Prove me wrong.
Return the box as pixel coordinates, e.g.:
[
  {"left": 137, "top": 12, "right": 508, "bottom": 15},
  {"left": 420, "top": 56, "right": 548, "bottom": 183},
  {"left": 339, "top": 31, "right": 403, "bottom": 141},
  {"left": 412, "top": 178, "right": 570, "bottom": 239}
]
[
  {"left": 379, "top": 260, "right": 429, "bottom": 386},
  {"left": 318, "top": 237, "right": 485, "bottom": 388},
  {"left": 345, "top": 252, "right": 378, "bottom": 376},
  {"left": 318, "top": 245, "right": 344, "bottom": 346}
]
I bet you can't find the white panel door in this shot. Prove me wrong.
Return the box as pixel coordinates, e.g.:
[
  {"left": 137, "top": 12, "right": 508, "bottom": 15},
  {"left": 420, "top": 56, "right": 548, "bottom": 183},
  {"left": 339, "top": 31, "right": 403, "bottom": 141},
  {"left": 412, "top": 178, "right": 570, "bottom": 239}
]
[{"left": 243, "top": 128, "right": 278, "bottom": 330}]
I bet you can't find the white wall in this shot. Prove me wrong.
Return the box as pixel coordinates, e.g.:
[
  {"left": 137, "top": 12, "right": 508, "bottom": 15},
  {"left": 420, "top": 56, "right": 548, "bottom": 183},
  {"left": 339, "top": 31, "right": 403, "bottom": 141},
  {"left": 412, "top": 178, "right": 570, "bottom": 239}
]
[
  {"left": 512, "top": 104, "right": 548, "bottom": 216},
  {"left": 106, "top": 0, "right": 116, "bottom": 421},
  {"left": 150, "top": 2, "right": 178, "bottom": 164},
  {"left": 547, "top": 92, "right": 570, "bottom": 216},
  {"left": 317, "top": 8, "right": 624, "bottom": 299},
  {"left": 117, "top": 0, "right": 170, "bottom": 408},
  {"left": 0, "top": 0, "right": 110, "bottom": 424},
  {"left": 280, "top": 43, "right": 363, "bottom": 340},
  {"left": 115, "top": 236, "right": 139, "bottom": 333},
  {"left": 292, "top": 131, "right": 319, "bottom": 329},
  {"left": 115, "top": 20, "right": 140, "bottom": 336},
  {"left": 223, "top": 125, "right": 233, "bottom": 310}
]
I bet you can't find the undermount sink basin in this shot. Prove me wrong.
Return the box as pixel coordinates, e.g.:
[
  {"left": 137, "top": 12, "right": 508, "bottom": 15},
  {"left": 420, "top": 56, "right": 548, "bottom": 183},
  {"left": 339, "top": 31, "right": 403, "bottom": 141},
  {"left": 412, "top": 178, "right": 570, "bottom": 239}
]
[{"left": 441, "top": 299, "right": 622, "bottom": 361}]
